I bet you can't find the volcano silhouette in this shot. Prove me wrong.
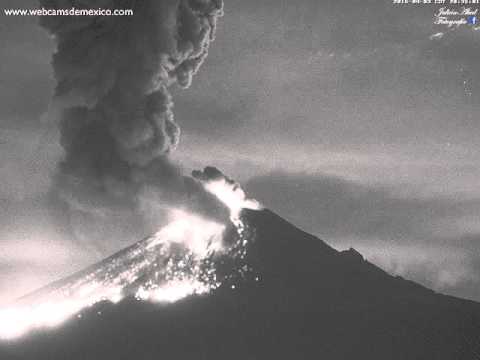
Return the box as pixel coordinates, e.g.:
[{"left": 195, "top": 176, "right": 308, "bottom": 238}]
[{"left": 2, "top": 209, "right": 480, "bottom": 360}]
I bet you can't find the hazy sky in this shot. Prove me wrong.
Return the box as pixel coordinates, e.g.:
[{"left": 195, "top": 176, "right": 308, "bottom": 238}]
[{"left": 1, "top": 0, "right": 480, "bottom": 303}]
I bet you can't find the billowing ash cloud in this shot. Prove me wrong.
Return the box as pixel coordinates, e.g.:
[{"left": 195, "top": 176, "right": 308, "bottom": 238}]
[{"left": 39, "top": 0, "right": 226, "bottom": 247}]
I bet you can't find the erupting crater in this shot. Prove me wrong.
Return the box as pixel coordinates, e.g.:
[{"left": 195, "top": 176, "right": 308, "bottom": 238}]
[{"left": 0, "top": 168, "right": 261, "bottom": 340}]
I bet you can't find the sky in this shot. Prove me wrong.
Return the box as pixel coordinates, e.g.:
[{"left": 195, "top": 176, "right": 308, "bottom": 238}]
[{"left": 1, "top": 0, "right": 480, "bottom": 303}]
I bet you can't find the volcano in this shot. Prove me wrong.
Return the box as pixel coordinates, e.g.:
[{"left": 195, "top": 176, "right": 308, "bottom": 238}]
[{"left": 2, "top": 208, "right": 480, "bottom": 360}]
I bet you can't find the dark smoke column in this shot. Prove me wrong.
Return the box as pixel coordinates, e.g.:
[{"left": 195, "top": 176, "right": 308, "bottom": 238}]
[{"left": 39, "top": 0, "right": 225, "bottom": 247}]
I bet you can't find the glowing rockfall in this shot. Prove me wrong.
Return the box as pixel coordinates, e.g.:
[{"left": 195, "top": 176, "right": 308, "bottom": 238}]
[
  {"left": 0, "top": 170, "right": 260, "bottom": 340},
  {"left": 192, "top": 167, "right": 262, "bottom": 222},
  {"left": 0, "top": 212, "right": 223, "bottom": 339}
]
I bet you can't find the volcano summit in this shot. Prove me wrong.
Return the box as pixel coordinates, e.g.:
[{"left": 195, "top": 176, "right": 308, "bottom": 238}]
[
  {"left": 1, "top": 191, "right": 480, "bottom": 359},
  {"left": 2, "top": 0, "right": 480, "bottom": 359}
]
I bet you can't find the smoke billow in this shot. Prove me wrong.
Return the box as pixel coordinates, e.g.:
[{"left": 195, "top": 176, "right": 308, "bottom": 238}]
[{"left": 39, "top": 0, "right": 226, "bottom": 248}]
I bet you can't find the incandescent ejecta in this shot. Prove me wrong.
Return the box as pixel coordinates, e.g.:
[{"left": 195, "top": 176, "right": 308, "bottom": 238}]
[
  {"left": 0, "top": 0, "right": 266, "bottom": 341},
  {"left": 0, "top": 169, "right": 261, "bottom": 339}
]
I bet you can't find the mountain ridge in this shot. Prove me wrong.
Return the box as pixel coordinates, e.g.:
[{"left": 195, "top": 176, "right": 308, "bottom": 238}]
[{"left": 2, "top": 208, "right": 480, "bottom": 359}]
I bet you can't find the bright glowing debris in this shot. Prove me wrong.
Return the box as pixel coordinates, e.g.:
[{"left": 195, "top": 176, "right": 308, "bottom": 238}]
[
  {"left": 203, "top": 178, "right": 261, "bottom": 221},
  {"left": 136, "top": 279, "right": 211, "bottom": 303},
  {"left": 0, "top": 173, "right": 261, "bottom": 340},
  {"left": 196, "top": 170, "right": 262, "bottom": 235},
  {"left": 148, "top": 210, "right": 225, "bottom": 257},
  {"left": 0, "top": 284, "right": 125, "bottom": 340},
  {"left": 0, "top": 211, "right": 229, "bottom": 340}
]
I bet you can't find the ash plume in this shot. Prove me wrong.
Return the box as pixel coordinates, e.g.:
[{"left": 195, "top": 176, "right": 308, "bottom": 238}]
[{"left": 39, "top": 0, "right": 226, "bottom": 247}]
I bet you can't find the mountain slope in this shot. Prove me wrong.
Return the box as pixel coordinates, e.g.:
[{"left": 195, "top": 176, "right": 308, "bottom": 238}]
[{"left": 2, "top": 209, "right": 480, "bottom": 360}]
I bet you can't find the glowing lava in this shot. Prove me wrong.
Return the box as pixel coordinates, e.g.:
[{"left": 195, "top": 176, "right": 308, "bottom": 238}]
[
  {"left": 0, "top": 170, "right": 260, "bottom": 340},
  {"left": 0, "top": 211, "right": 225, "bottom": 340},
  {"left": 193, "top": 167, "right": 262, "bottom": 228},
  {"left": 203, "top": 177, "right": 261, "bottom": 221}
]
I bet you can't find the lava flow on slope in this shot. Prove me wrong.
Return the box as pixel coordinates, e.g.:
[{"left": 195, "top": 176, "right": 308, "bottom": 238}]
[{"left": 0, "top": 168, "right": 261, "bottom": 339}]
